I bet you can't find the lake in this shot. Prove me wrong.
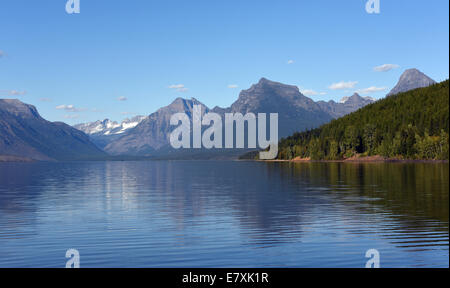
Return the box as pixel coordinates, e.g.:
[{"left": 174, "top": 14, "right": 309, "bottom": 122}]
[{"left": 0, "top": 161, "right": 448, "bottom": 268}]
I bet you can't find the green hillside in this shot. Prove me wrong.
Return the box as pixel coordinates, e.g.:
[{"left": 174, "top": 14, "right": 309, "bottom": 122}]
[{"left": 277, "top": 80, "right": 449, "bottom": 160}]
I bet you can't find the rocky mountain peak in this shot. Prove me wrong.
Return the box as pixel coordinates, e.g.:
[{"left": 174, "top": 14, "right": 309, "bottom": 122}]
[
  {"left": 1, "top": 99, "right": 105, "bottom": 161},
  {"left": 0, "top": 99, "right": 40, "bottom": 119},
  {"left": 387, "top": 68, "right": 436, "bottom": 96},
  {"left": 339, "top": 93, "right": 375, "bottom": 105},
  {"left": 232, "top": 78, "right": 317, "bottom": 114},
  {"left": 160, "top": 97, "right": 209, "bottom": 117}
]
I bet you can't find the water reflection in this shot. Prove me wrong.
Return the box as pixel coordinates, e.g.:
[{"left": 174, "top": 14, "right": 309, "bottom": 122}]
[{"left": 0, "top": 161, "right": 448, "bottom": 267}]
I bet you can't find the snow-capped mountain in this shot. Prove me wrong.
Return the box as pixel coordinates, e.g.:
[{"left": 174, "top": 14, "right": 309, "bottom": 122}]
[
  {"left": 75, "top": 116, "right": 147, "bottom": 136},
  {"left": 74, "top": 116, "right": 147, "bottom": 149}
]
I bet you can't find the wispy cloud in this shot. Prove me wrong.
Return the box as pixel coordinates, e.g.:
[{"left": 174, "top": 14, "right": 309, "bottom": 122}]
[
  {"left": 374, "top": 64, "right": 400, "bottom": 72},
  {"left": 300, "top": 89, "right": 318, "bottom": 96},
  {"left": 287, "top": 60, "right": 294, "bottom": 65},
  {"left": 0, "top": 50, "right": 4, "bottom": 58},
  {"left": 64, "top": 114, "right": 80, "bottom": 119},
  {"left": 10, "top": 90, "right": 26, "bottom": 96},
  {"left": 117, "top": 96, "right": 128, "bottom": 101},
  {"left": 228, "top": 84, "right": 238, "bottom": 89},
  {"left": 329, "top": 81, "right": 358, "bottom": 90},
  {"left": 0, "top": 90, "right": 27, "bottom": 96},
  {"left": 56, "top": 104, "right": 85, "bottom": 112},
  {"left": 356, "top": 86, "right": 387, "bottom": 94},
  {"left": 40, "top": 98, "right": 52, "bottom": 102},
  {"left": 169, "top": 84, "right": 189, "bottom": 92}
]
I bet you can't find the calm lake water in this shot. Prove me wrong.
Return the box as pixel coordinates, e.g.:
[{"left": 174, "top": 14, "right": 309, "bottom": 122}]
[{"left": 0, "top": 161, "right": 448, "bottom": 268}]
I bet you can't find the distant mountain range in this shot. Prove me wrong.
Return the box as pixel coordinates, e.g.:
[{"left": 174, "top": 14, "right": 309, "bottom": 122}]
[
  {"left": 74, "top": 116, "right": 147, "bottom": 149},
  {"left": 0, "top": 99, "right": 106, "bottom": 161},
  {"left": 89, "top": 78, "right": 376, "bottom": 156},
  {"left": 0, "top": 68, "right": 439, "bottom": 161},
  {"left": 317, "top": 93, "right": 375, "bottom": 119}
]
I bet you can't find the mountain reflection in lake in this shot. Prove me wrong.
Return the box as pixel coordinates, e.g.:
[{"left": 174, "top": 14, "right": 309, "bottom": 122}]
[{"left": 0, "top": 161, "right": 448, "bottom": 267}]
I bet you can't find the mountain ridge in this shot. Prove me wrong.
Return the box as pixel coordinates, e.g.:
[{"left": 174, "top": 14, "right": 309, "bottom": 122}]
[
  {"left": 0, "top": 99, "right": 107, "bottom": 161},
  {"left": 317, "top": 93, "right": 375, "bottom": 119}
]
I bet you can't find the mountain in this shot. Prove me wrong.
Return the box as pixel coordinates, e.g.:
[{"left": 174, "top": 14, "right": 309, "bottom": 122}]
[
  {"left": 317, "top": 93, "right": 375, "bottom": 119},
  {"left": 0, "top": 99, "right": 106, "bottom": 161},
  {"left": 339, "top": 94, "right": 375, "bottom": 104},
  {"left": 387, "top": 68, "right": 436, "bottom": 97},
  {"left": 74, "top": 116, "right": 147, "bottom": 149},
  {"left": 99, "top": 78, "right": 375, "bottom": 157},
  {"left": 277, "top": 80, "right": 449, "bottom": 160},
  {"left": 224, "top": 78, "right": 333, "bottom": 137},
  {"left": 104, "top": 98, "right": 209, "bottom": 156}
]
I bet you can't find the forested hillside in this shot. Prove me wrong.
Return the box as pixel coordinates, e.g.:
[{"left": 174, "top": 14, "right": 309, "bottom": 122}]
[{"left": 277, "top": 80, "right": 449, "bottom": 160}]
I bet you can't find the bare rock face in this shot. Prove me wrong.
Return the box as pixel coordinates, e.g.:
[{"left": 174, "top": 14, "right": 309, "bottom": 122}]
[
  {"left": 227, "top": 78, "right": 333, "bottom": 137},
  {"left": 231, "top": 78, "right": 324, "bottom": 114},
  {"left": 104, "top": 98, "right": 209, "bottom": 156},
  {"left": 0, "top": 99, "right": 106, "bottom": 161},
  {"left": 387, "top": 68, "right": 436, "bottom": 97}
]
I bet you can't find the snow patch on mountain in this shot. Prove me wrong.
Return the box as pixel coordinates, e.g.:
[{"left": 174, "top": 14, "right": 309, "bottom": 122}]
[{"left": 74, "top": 116, "right": 147, "bottom": 136}]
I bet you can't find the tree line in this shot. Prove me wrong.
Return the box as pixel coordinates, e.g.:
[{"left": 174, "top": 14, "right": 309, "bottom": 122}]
[{"left": 277, "top": 80, "right": 449, "bottom": 161}]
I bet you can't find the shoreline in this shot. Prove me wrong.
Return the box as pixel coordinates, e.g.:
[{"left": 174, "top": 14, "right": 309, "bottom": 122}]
[
  {"left": 0, "top": 154, "right": 448, "bottom": 164},
  {"left": 0, "top": 155, "right": 36, "bottom": 163},
  {"left": 260, "top": 155, "right": 449, "bottom": 164}
]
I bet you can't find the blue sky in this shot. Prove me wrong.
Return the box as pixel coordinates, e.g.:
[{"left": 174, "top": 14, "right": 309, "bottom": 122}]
[{"left": 0, "top": 0, "right": 448, "bottom": 124}]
